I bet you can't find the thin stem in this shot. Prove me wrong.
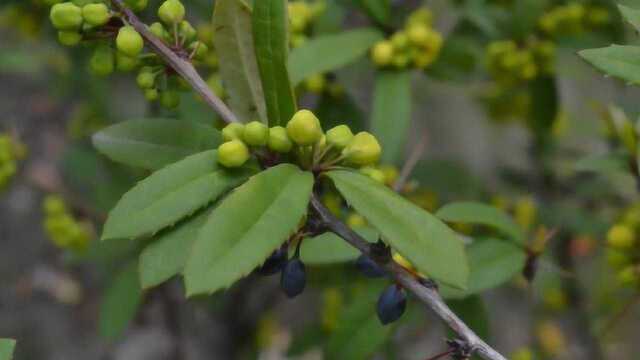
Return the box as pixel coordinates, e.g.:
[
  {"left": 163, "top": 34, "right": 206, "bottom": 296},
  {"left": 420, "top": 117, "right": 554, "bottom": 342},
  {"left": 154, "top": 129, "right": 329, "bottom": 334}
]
[
  {"left": 393, "top": 132, "right": 428, "bottom": 192},
  {"left": 600, "top": 292, "right": 640, "bottom": 338},
  {"left": 109, "top": 0, "right": 238, "bottom": 124},
  {"left": 309, "top": 195, "right": 507, "bottom": 360}
]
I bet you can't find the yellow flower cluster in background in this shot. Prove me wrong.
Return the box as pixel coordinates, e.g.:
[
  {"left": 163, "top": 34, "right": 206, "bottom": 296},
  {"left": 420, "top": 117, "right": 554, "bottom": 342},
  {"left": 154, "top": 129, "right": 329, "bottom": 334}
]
[
  {"left": 0, "top": 133, "right": 26, "bottom": 190},
  {"left": 288, "top": 0, "right": 325, "bottom": 48},
  {"left": 539, "top": 2, "right": 610, "bottom": 37},
  {"left": 370, "top": 7, "right": 443, "bottom": 70},
  {"left": 605, "top": 204, "right": 640, "bottom": 288},
  {"left": 42, "top": 195, "right": 93, "bottom": 252},
  {"left": 486, "top": 39, "right": 555, "bottom": 85}
]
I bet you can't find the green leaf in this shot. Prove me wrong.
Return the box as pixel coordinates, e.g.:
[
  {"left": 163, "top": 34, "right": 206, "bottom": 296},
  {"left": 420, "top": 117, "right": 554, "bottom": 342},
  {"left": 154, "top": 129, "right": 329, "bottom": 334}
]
[
  {"left": 354, "top": 0, "right": 389, "bottom": 26},
  {"left": 184, "top": 164, "right": 314, "bottom": 296},
  {"left": 301, "top": 227, "right": 378, "bottom": 265},
  {"left": 370, "top": 71, "right": 412, "bottom": 164},
  {"left": 288, "top": 28, "right": 383, "bottom": 85},
  {"left": 213, "top": 0, "right": 268, "bottom": 123},
  {"left": 253, "top": 0, "right": 297, "bottom": 125},
  {"left": 327, "top": 170, "right": 469, "bottom": 288},
  {"left": 441, "top": 238, "right": 526, "bottom": 299},
  {"left": 579, "top": 45, "right": 640, "bottom": 84},
  {"left": 139, "top": 208, "right": 212, "bottom": 289},
  {"left": 575, "top": 152, "right": 631, "bottom": 175},
  {"left": 326, "top": 283, "right": 393, "bottom": 359},
  {"left": 618, "top": 4, "right": 640, "bottom": 31},
  {"left": 0, "top": 339, "right": 16, "bottom": 360},
  {"left": 92, "top": 118, "right": 221, "bottom": 170},
  {"left": 102, "top": 150, "right": 254, "bottom": 241},
  {"left": 436, "top": 201, "right": 525, "bottom": 244},
  {"left": 99, "top": 262, "right": 143, "bottom": 340}
]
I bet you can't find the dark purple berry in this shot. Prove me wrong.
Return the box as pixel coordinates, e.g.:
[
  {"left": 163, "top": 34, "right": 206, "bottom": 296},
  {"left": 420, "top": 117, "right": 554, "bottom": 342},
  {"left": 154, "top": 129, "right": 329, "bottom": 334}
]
[
  {"left": 355, "top": 254, "right": 385, "bottom": 278},
  {"left": 257, "top": 248, "right": 288, "bottom": 275},
  {"left": 280, "top": 258, "right": 306, "bottom": 298},
  {"left": 376, "top": 285, "right": 406, "bottom": 325}
]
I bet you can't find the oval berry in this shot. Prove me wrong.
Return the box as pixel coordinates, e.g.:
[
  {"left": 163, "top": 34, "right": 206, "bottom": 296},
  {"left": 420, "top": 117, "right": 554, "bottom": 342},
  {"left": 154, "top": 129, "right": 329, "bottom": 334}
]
[
  {"left": 281, "top": 258, "right": 306, "bottom": 298},
  {"left": 376, "top": 284, "right": 407, "bottom": 325}
]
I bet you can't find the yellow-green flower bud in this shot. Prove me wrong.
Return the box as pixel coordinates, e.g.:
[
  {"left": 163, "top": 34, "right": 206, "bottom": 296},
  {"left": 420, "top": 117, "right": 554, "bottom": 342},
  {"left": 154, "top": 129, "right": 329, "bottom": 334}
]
[
  {"left": 179, "top": 20, "right": 196, "bottom": 41},
  {"left": 391, "top": 32, "right": 409, "bottom": 50},
  {"left": 218, "top": 140, "right": 250, "bottom": 167},
  {"left": 89, "top": 46, "right": 114, "bottom": 76},
  {"left": 116, "top": 25, "right": 144, "bottom": 57},
  {"left": 43, "top": 195, "right": 67, "bottom": 215},
  {"left": 149, "top": 22, "right": 168, "bottom": 40},
  {"left": 286, "top": 109, "right": 323, "bottom": 146},
  {"left": 304, "top": 74, "right": 326, "bottom": 94},
  {"left": 136, "top": 70, "right": 155, "bottom": 89},
  {"left": 115, "top": 52, "right": 139, "bottom": 72},
  {"left": 158, "top": 0, "right": 185, "bottom": 25},
  {"left": 360, "top": 166, "right": 386, "bottom": 184},
  {"left": 407, "top": 23, "right": 430, "bottom": 46},
  {"left": 144, "top": 88, "right": 159, "bottom": 101},
  {"left": 326, "top": 125, "right": 353, "bottom": 149},
  {"left": 222, "top": 123, "right": 245, "bottom": 142},
  {"left": 617, "top": 265, "right": 639, "bottom": 287},
  {"left": 125, "top": 0, "right": 148, "bottom": 12},
  {"left": 188, "top": 41, "right": 208, "bottom": 60},
  {"left": 607, "top": 224, "right": 636, "bottom": 249},
  {"left": 343, "top": 132, "right": 381, "bottom": 166},
  {"left": 243, "top": 121, "right": 269, "bottom": 146},
  {"left": 268, "top": 126, "right": 293, "bottom": 153},
  {"left": 50, "top": 2, "right": 83, "bottom": 30},
  {"left": 57, "top": 31, "right": 82, "bottom": 46},
  {"left": 159, "top": 89, "right": 180, "bottom": 109},
  {"left": 82, "top": 3, "right": 110, "bottom": 26},
  {"left": 371, "top": 41, "right": 394, "bottom": 67}
]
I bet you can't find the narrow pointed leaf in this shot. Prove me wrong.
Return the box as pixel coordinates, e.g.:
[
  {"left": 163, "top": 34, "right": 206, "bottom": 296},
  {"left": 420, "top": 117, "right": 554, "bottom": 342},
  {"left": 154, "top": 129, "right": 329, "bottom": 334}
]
[
  {"left": 0, "top": 339, "right": 16, "bottom": 360},
  {"left": 213, "top": 0, "right": 268, "bottom": 123},
  {"left": 139, "top": 208, "right": 213, "bottom": 289},
  {"left": 301, "top": 227, "right": 378, "bottom": 265},
  {"left": 327, "top": 170, "right": 469, "bottom": 288},
  {"left": 579, "top": 45, "right": 640, "bottom": 84},
  {"left": 436, "top": 201, "right": 524, "bottom": 244},
  {"left": 99, "top": 262, "right": 142, "bottom": 340},
  {"left": 370, "top": 71, "right": 412, "bottom": 164},
  {"left": 253, "top": 0, "right": 297, "bottom": 125},
  {"left": 288, "top": 28, "right": 383, "bottom": 85},
  {"left": 185, "top": 164, "right": 314, "bottom": 296},
  {"left": 619, "top": 4, "right": 640, "bottom": 32},
  {"left": 92, "top": 118, "right": 221, "bottom": 170},
  {"left": 102, "top": 150, "right": 254, "bottom": 241}
]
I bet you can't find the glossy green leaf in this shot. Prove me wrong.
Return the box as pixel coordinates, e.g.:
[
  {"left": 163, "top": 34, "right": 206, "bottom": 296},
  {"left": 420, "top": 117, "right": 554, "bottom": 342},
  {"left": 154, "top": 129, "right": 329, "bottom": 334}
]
[
  {"left": 185, "top": 164, "right": 314, "bottom": 296},
  {"left": 326, "top": 283, "right": 392, "bottom": 359},
  {"left": 288, "top": 28, "right": 383, "bottom": 85},
  {"left": 441, "top": 238, "right": 526, "bottom": 299},
  {"left": 92, "top": 118, "right": 221, "bottom": 170},
  {"left": 370, "top": 71, "right": 412, "bottom": 164},
  {"left": 619, "top": 4, "right": 640, "bottom": 31},
  {"left": 579, "top": 45, "right": 640, "bottom": 84},
  {"left": 327, "top": 170, "right": 469, "bottom": 288},
  {"left": 575, "top": 152, "right": 630, "bottom": 175},
  {"left": 99, "top": 262, "right": 143, "bottom": 340},
  {"left": 253, "top": 0, "right": 297, "bottom": 125},
  {"left": 436, "top": 201, "right": 525, "bottom": 244},
  {"left": 102, "top": 150, "right": 253, "bottom": 241},
  {"left": 301, "top": 227, "right": 378, "bottom": 265},
  {"left": 139, "top": 208, "right": 212, "bottom": 289},
  {"left": 0, "top": 339, "right": 16, "bottom": 360},
  {"left": 213, "top": 0, "right": 267, "bottom": 123}
]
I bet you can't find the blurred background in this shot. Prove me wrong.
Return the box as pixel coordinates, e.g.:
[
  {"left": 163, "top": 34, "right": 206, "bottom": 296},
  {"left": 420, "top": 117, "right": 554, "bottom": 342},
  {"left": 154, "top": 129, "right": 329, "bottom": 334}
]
[{"left": 3, "top": 0, "right": 640, "bottom": 359}]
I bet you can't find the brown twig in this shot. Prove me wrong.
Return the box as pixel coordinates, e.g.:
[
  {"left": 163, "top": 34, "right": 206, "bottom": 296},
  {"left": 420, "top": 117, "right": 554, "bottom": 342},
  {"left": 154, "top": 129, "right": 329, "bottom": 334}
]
[
  {"left": 110, "top": 0, "right": 238, "bottom": 124},
  {"left": 393, "top": 131, "right": 428, "bottom": 192},
  {"left": 600, "top": 292, "right": 640, "bottom": 338}
]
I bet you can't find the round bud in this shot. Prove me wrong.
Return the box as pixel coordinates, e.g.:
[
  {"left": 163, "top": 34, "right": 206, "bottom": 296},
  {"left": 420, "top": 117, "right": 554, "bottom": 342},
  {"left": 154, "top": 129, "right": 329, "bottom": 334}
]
[
  {"left": 280, "top": 258, "right": 306, "bottom": 298},
  {"left": 82, "top": 3, "right": 110, "bottom": 26},
  {"left": 286, "top": 109, "right": 322, "bottom": 146},
  {"left": 50, "top": 2, "right": 83, "bottom": 30},
  {"left": 376, "top": 285, "right": 407, "bottom": 325},
  {"left": 243, "top": 121, "right": 269, "bottom": 147},
  {"left": 89, "top": 46, "right": 114, "bottom": 76},
  {"left": 325, "top": 125, "right": 353, "bottom": 149},
  {"left": 371, "top": 41, "right": 394, "bottom": 66},
  {"left": 158, "top": 0, "right": 185, "bottom": 25},
  {"left": 267, "top": 126, "right": 293, "bottom": 153},
  {"left": 115, "top": 52, "right": 139, "bottom": 72},
  {"left": 116, "top": 25, "right": 144, "bottom": 57},
  {"left": 360, "top": 166, "right": 386, "bottom": 184},
  {"left": 342, "top": 132, "right": 381, "bottom": 166},
  {"left": 149, "top": 22, "right": 168, "bottom": 40},
  {"left": 391, "top": 32, "right": 409, "bottom": 50},
  {"left": 607, "top": 224, "right": 636, "bottom": 249},
  {"left": 217, "top": 140, "right": 250, "bottom": 167},
  {"left": 159, "top": 89, "right": 180, "bottom": 109},
  {"left": 407, "top": 23, "right": 430, "bottom": 46},
  {"left": 179, "top": 20, "right": 196, "bottom": 41},
  {"left": 304, "top": 74, "right": 325, "bottom": 94},
  {"left": 222, "top": 123, "right": 245, "bottom": 142},
  {"left": 57, "top": 31, "right": 82, "bottom": 46},
  {"left": 144, "top": 88, "right": 159, "bottom": 101},
  {"left": 43, "top": 195, "right": 67, "bottom": 215},
  {"left": 188, "top": 41, "right": 208, "bottom": 60},
  {"left": 346, "top": 213, "right": 366, "bottom": 228},
  {"left": 136, "top": 70, "right": 156, "bottom": 89},
  {"left": 125, "top": 0, "right": 148, "bottom": 12}
]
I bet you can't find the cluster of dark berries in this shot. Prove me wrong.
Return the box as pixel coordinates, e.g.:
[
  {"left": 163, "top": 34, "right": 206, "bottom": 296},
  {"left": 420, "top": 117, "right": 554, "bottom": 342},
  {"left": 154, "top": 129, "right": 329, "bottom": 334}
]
[{"left": 257, "top": 247, "right": 307, "bottom": 299}]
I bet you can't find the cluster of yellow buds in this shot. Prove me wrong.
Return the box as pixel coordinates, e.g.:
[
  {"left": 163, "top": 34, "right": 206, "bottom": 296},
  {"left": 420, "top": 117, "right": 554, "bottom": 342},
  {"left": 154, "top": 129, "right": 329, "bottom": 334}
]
[
  {"left": 539, "top": 2, "right": 610, "bottom": 37},
  {"left": 492, "top": 195, "right": 538, "bottom": 232},
  {"left": 605, "top": 204, "right": 640, "bottom": 288},
  {"left": 486, "top": 39, "right": 555, "bottom": 85},
  {"left": 0, "top": 133, "right": 26, "bottom": 190},
  {"left": 370, "top": 7, "right": 442, "bottom": 70},
  {"left": 217, "top": 109, "right": 382, "bottom": 173},
  {"left": 288, "top": 0, "right": 326, "bottom": 48},
  {"left": 42, "top": 195, "right": 93, "bottom": 252}
]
